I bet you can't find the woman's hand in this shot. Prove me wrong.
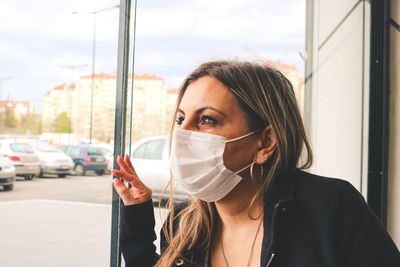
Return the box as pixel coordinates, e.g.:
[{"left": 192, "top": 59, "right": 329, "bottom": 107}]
[{"left": 112, "top": 155, "right": 152, "bottom": 206}]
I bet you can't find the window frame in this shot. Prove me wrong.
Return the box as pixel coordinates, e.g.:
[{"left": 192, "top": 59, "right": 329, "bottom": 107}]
[{"left": 110, "top": 0, "right": 133, "bottom": 266}]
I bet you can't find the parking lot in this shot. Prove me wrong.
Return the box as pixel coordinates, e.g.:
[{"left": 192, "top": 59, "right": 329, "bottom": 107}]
[
  {"left": 0, "top": 174, "right": 165, "bottom": 267},
  {"left": 0, "top": 173, "right": 113, "bottom": 204}
]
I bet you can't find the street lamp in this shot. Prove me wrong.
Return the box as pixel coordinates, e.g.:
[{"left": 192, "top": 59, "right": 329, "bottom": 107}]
[
  {"left": 0, "top": 76, "right": 11, "bottom": 128},
  {"left": 72, "top": 4, "right": 119, "bottom": 144},
  {"left": 59, "top": 64, "right": 87, "bottom": 144}
]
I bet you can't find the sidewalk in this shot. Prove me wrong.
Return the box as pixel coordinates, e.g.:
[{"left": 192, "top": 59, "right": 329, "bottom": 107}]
[
  {"left": 0, "top": 199, "right": 112, "bottom": 267},
  {"left": 0, "top": 199, "right": 165, "bottom": 267}
]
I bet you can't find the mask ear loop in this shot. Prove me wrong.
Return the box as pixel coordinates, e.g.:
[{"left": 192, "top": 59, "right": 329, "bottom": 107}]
[
  {"left": 225, "top": 131, "right": 257, "bottom": 143},
  {"left": 250, "top": 161, "right": 264, "bottom": 180}
]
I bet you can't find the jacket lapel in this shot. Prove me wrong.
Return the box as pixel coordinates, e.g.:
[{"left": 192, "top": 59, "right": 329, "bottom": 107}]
[{"left": 261, "top": 172, "right": 294, "bottom": 266}]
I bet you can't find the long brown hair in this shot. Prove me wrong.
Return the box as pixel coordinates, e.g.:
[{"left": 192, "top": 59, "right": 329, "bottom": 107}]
[{"left": 155, "top": 60, "right": 313, "bottom": 266}]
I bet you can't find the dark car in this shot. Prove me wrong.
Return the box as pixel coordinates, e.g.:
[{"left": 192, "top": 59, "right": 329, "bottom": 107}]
[{"left": 58, "top": 145, "right": 107, "bottom": 176}]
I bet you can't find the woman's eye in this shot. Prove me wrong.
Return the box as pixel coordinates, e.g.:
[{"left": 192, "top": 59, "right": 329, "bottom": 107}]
[
  {"left": 175, "top": 116, "right": 184, "bottom": 125},
  {"left": 201, "top": 116, "right": 217, "bottom": 125}
]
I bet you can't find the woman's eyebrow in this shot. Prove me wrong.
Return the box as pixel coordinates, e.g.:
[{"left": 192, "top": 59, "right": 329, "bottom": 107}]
[
  {"left": 197, "top": 106, "right": 226, "bottom": 117},
  {"left": 178, "top": 106, "right": 227, "bottom": 117}
]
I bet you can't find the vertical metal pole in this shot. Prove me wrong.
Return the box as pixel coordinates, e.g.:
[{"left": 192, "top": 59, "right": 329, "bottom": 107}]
[
  {"left": 367, "top": 0, "right": 390, "bottom": 225},
  {"left": 90, "top": 14, "right": 97, "bottom": 144},
  {"left": 72, "top": 6, "right": 118, "bottom": 144},
  {"left": 69, "top": 69, "right": 73, "bottom": 145},
  {"left": 304, "top": 0, "right": 315, "bottom": 138},
  {"left": 128, "top": 0, "right": 138, "bottom": 157},
  {"left": 110, "top": 0, "right": 131, "bottom": 266},
  {"left": 59, "top": 65, "right": 87, "bottom": 144},
  {"left": 359, "top": 0, "right": 366, "bottom": 195},
  {"left": 0, "top": 77, "right": 11, "bottom": 128}
]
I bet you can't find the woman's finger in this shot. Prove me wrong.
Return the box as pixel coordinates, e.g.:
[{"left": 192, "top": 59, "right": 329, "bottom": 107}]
[
  {"left": 112, "top": 169, "right": 137, "bottom": 184},
  {"left": 117, "top": 156, "right": 135, "bottom": 174},
  {"left": 124, "top": 155, "right": 135, "bottom": 172},
  {"left": 113, "top": 178, "right": 135, "bottom": 205},
  {"left": 112, "top": 169, "right": 145, "bottom": 189}
]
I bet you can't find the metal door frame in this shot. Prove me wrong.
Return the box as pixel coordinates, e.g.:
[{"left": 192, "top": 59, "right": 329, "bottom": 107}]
[{"left": 110, "top": 0, "right": 131, "bottom": 266}]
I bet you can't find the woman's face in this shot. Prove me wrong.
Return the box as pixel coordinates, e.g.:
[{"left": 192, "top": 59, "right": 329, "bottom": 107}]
[{"left": 176, "top": 75, "right": 260, "bottom": 173}]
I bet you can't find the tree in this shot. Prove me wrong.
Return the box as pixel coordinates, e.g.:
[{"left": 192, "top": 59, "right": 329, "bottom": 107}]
[
  {"left": 21, "top": 114, "right": 41, "bottom": 134},
  {"left": 4, "top": 106, "right": 18, "bottom": 128},
  {"left": 53, "top": 112, "right": 71, "bottom": 133}
]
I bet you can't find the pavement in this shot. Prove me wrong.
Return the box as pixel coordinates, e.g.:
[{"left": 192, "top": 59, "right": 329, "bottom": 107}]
[
  {"left": 0, "top": 175, "right": 114, "bottom": 205},
  {"left": 0, "top": 198, "right": 166, "bottom": 267}
]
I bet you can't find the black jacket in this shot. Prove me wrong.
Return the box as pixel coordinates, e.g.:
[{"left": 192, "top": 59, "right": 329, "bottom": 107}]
[{"left": 120, "top": 170, "right": 400, "bottom": 266}]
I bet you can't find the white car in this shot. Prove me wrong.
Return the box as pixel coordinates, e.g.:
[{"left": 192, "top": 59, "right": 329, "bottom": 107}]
[
  {"left": 24, "top": 140, "right": 74, "bottom": 178},
  {"left": 0, "top": 139, "right": 41, "bottom": 180},
  {"left": 129, "top": 136, "right": 187, "bottom": 203},
  {"left": 0, "top": 156, "right": 16, "bottom": 191}
]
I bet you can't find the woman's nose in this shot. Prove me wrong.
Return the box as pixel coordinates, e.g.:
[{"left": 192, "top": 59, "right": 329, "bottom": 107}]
[{"left": 179, "top": 116, "right": 197, "bottom": 131}]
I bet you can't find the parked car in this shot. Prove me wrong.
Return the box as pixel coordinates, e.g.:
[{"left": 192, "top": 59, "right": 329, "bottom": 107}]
[
  {"left": 90, "top": 144, "right": 113, "bottom": 173},
  {"left": 0, "top": 156, "right": 16, "bottom": 191},
  {"left": 129, "top": 135, "right": 187, "bottom": 203},
  {"left": 58, "top": 145, "right": 108, "bottom": 176},
  {"left": 22, "top": 140, "right": 74, "bottom": 178},
  {"left": 0, "top": 139, "right": 41, "bottom": 180}
]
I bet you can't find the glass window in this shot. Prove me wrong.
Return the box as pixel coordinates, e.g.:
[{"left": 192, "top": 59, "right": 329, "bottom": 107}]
[
  {"left": 133, "top": 139, "right": 165, "bottom": 160},
  {"left": 0, "top": 1, "right": 119, "bottom": 266},
  {"left": 57, "top": 146, "right": 67, "bottom": 153},
  {"left": 143, "top": 140, "right": 165, "bottom": 160},
  {"left": 87, "top": 147, "right": 103, "bottom": 156},
  {"left": 29, "top": 142, "right": 59, "bottom": 152},
  {"left": 132, "top": 143, "right": 146, "bottom": 159},
  {"left": 10, "top": 143, "right": 34, "bottom": 153},
  {"left": 67, "top": 147, "right": 81, "bottom": 157},
  {"left": 110, "top": 1, "right": 307, "bottom": 264},
  {"left": 96, "top": 147, "right": 112, "bottom": 156},
  {"left": 0, "top": 1, "right": 309, "bottom": 266}
]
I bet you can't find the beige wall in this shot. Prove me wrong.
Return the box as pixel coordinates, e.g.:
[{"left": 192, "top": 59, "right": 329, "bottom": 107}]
[
  {"left": 305, "top": 0, "right": 370, "bottom": 193},
  {"left": 387, "top": 0, "right": 400, "bottom": 248},
  {"left": 307, "top": 0, "right": 400, "bottom": 248}
]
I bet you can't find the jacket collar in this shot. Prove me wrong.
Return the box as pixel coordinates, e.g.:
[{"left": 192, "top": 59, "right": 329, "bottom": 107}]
[
  {"left": 264, "top": 171, "right": 295, "bottom": 207},
  {"left": 261, "top": 170, "right": 295, "bottom": 266}
]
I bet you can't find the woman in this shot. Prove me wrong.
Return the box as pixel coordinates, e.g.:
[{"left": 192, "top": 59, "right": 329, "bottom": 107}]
[{"left": 112, "top": 60, "right": 400, "bottom": 267}]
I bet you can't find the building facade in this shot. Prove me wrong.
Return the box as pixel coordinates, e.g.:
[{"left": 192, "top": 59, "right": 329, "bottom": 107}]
[
  {"left": 0, "top": 100, "right": 35, "bottom": 128},
  {"left": 126, "top": 74, "right": 178, "bottom": 144},
  {"left": 42, "top": 73, "right": 179, "bottom": 144},
  {"left": 41, "top": 83, "right": 73, "bottom": 133}
]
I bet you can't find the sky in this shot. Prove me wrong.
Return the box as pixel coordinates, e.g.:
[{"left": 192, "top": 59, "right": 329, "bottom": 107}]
[{"left": 0, "top": 0, "right": 305, "bottom": 114}]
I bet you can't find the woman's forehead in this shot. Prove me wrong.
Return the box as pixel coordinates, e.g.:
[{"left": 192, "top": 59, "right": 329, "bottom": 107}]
[{"left": 179, "top": 76, "right": 238, "bottom": 113}]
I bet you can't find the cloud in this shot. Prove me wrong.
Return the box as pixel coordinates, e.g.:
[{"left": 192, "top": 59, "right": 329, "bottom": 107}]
[
  {"left": 0, "top": 0, "right": 119, "bottom": 42},
  {"left": 135, "top": 0, "right": 304, "bottom": 42},
  {"left": 194, "top": 0, "right": 248, "bottom": 9},
  {"left": 0, "top": 0, "right": 305, "bottom": 114}
]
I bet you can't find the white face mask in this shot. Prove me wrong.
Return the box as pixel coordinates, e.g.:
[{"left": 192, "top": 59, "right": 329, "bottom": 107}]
[{"left": 169, "top": 128, "right": 256, "bottom": 202}]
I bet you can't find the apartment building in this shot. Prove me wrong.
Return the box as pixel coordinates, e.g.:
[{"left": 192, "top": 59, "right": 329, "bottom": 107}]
[{"left": 42, "top": 73, "right": 178, "bottom": 144}]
